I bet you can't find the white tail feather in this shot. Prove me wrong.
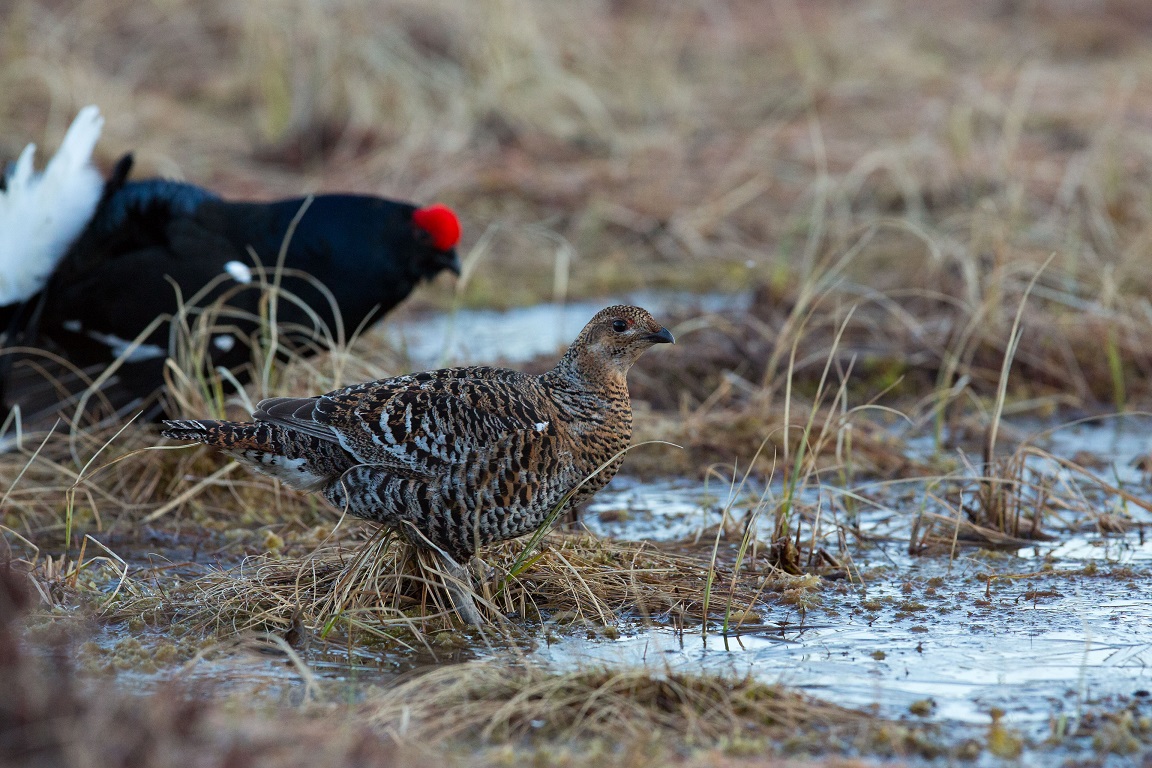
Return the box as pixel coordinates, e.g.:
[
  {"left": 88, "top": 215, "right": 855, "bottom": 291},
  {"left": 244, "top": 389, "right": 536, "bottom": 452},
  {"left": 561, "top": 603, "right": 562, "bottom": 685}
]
[{"left": 0, "top": 105, "right": 105, "bottom": 305}]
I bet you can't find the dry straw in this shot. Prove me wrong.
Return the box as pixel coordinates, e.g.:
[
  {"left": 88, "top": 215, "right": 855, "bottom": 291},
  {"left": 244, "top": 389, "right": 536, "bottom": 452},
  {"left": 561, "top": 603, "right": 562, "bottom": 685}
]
[
  {"left": 364, "top": 663, "right": 865, "bottom": 747},
  {"left": 112, "top": 524, "right": 775, "bottom": 648}
]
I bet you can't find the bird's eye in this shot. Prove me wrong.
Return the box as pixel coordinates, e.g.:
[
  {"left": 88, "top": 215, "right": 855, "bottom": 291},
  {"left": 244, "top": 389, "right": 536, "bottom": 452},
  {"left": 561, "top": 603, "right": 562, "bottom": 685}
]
[{"left": 612, "top": 319, "right": 629, "bottom": 333}]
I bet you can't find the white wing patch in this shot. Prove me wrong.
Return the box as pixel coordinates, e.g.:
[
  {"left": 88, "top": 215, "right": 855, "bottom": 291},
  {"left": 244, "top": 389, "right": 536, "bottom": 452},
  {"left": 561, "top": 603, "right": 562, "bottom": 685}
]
[
  {"left": 224, "top": 260, "right": 253, "bottom": 284},
  {"left": 535, "top": 422, "right": 549, "bottom": 432}
]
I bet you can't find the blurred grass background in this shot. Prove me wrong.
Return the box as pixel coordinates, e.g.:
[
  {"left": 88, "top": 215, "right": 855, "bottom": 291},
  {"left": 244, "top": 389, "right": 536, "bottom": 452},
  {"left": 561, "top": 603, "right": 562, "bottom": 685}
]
[{"left": 7, "top": 0, "right": 1152, "bottom": 311}]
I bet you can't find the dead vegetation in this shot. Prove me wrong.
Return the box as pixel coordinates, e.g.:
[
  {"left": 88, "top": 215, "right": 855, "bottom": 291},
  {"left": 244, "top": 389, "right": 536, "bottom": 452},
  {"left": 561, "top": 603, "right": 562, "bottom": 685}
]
[
  {"left": 108, "top": 525, "right": 789, "bottom": 647},
  {"left": 6, "top": 0, "right": 1152, "bottom": 764},
  {"left": 907, "top": 440, "right": 1152, "bottom": 553},
  {"left": 363, "top": 664, "right": 874, "bottom": 753},
  {"left": 0, "top": 558, "right": 403, "bottom": 768},
  {"left": 2, "top": 557, "right": 963, "bottom": 768},
  {"left": 8, "top": 0, "right": 1152, "bottom": 310}
]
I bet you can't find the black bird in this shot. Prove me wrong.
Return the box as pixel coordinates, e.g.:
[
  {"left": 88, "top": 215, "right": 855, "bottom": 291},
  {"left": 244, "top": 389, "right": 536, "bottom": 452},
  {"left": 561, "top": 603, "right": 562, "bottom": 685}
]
[{"left": 0, "top": 107, "right": 462, "bottom": 423}]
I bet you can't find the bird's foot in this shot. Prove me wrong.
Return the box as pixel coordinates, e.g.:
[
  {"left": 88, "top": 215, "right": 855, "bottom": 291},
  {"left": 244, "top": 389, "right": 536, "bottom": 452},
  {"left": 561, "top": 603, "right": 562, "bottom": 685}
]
[{"left": 469, "top": 555, "right": 506, "bottom": 586}]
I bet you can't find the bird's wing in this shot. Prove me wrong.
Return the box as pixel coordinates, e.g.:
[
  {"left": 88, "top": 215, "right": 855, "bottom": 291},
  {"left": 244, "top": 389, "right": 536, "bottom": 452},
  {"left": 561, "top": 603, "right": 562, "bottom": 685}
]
[
  {"left": 254, "top": 369, "right": 558, "bottom": 478},
  {"left": 82, "top": 178, "right": 219, "bottom": 246},
  {"left": 253, "top": 395, "right": 342, "bottom": 443},
  {"left": 54, "top": 179, "right": 245, "bottom": 305},
  {"left": 44, "top": 183, "right": 259, "bottom": 349}
]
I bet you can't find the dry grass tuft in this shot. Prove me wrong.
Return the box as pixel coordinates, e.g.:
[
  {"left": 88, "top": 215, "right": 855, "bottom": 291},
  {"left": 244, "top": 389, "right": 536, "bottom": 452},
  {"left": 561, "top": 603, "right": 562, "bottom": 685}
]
[
  {"left": 637, "top": 269, "right": 1152, "bottom": 442},
  {"left": 112, "top": 526, "right": 777, "bottom": 645},
  {"left": 909, "top": 439, "right": 1152, "bottom": 553},
  {"left": 365, "top": 663, "right": 865, "bottom": 748}
]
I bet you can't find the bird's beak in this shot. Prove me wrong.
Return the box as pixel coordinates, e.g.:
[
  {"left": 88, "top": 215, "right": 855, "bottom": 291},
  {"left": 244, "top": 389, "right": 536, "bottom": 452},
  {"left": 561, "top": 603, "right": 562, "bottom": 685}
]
[
  {"left": 644, "top": 327, "right": 675, "bottom": 344},
  {"left": 439, "top": 249, "right": 462, "bottom": 276}
]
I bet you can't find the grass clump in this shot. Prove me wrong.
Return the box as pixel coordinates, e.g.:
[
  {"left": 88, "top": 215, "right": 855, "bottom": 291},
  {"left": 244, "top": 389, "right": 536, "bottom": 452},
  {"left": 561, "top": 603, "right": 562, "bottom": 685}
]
[
  {"left": 111, "top": 526, "right": 778, "bottom": 649},
  {"left": 364, "top": 663, "right": 864, "bottom": 749}
]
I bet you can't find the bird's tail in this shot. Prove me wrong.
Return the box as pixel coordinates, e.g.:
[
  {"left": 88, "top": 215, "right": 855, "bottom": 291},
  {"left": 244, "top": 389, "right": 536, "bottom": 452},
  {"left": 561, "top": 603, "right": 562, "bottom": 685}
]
[
  {"left": 0, "top": 106, "right": 105, "bottom": 306},
  {"left": 163, "top": 418, "right": 301, "bottom": 463},
  {"left": 162, "top": 418, "right": 338, "bottom": 491},
  {"left": 162, "top": 419, "right": 241, "bottom": 446}
]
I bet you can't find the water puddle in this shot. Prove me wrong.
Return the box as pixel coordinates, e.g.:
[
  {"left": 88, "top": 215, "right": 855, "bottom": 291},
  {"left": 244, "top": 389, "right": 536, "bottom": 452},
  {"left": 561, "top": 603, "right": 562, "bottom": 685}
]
[
  {"left": 554, "top": 414, "right": 1152, "bottom": 740},
  {"left": 90, "top": 404, "right": 1150, "bottom": 751},
  {"left": 385, "top": 291, "right": 749, "bottom": 368},
  {"left": 538, "top": 558, "right": 1152, "bottom": 730},
  {"left": 582, "top": 477, "right": 740, "bottom": 542},
  {"left": 106, "top": 407, "right": 1146, "bottom": 746}
]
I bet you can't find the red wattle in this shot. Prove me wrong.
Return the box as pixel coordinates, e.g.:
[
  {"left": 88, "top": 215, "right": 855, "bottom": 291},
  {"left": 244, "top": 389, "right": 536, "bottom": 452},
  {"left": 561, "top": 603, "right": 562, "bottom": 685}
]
[{"left": 412, "top": 204, "right": 461, "bottom": 251}]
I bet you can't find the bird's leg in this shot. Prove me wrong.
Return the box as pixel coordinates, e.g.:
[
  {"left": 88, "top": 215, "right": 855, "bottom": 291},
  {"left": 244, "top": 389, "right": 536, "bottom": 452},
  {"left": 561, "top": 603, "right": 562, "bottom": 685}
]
[
  {"left": 435, "top": 550, "right": 486, "bottom": 627},
  {"left": 468, "top": 555, "right": 508, "bottom": 609},
  {"left": 400, "top": 521, "right": 485, "bottom": 626}
]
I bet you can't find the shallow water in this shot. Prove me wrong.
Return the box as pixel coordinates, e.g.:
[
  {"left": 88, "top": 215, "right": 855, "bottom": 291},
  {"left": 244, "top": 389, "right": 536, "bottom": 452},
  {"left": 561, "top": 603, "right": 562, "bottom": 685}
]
[
  {"left": 558, "top": 415, "right": 1152, "bottom": 744},
  {"left": 385, "top": 291, "right": 750, "bottom": 368},
  {"left": 539, "top": 553, "right": 1152, "bottom": 727}
]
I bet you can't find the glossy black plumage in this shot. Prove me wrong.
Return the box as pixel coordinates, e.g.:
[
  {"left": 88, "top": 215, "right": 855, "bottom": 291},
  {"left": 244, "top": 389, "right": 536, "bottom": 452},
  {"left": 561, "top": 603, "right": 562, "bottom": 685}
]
[{"left": 1, "top": 154, "right": 461, "bottom": 421}]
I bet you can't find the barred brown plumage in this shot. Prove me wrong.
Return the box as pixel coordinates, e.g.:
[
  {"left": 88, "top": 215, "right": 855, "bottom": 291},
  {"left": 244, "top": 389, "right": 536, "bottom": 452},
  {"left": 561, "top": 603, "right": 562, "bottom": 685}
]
[{"left": 162, "top": 305, "right": 674, "bottom": 617}]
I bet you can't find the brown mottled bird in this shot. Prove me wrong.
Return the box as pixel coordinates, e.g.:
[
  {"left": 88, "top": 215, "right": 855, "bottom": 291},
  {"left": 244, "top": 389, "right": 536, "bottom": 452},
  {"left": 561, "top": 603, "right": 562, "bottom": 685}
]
[{"left": 162, "top": 305, "right": 673, "bottom": 621}]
